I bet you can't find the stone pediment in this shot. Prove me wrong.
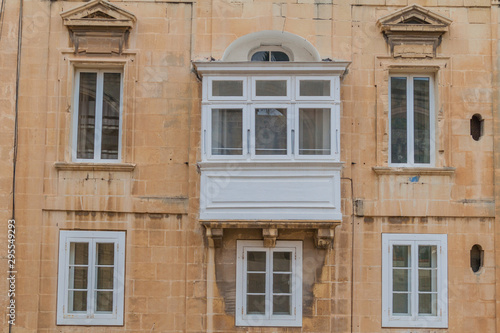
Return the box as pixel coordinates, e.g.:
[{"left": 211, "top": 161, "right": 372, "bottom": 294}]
[
  {"left": 377, "top": 4, "right": 452, "bottom": 58},
  {"left": 61, "top": 0, "right": 136, "bottom": 54}
]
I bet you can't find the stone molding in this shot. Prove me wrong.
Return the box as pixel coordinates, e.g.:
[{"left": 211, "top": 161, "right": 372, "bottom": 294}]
[
  {"left": 54, "top": 162, "right": 136, "bottom": 172},
  {"left": 201, "top": 221, "right": 340, "bottom": 249},
  {"left": 372, "top": 166, "right": 456, "bottom": 176}
]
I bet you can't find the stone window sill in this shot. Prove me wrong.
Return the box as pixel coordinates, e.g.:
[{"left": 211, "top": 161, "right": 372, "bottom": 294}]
[
  {"left": 54, "top": 162, "right": 136, "bottom": 172},
  {"left": 372, "top": 166, "right": 455, "bottom": 176}
]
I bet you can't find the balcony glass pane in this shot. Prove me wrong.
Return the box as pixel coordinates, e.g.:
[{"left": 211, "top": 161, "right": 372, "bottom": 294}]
[
  {"left": 211, "top": 109, "right": 243, "bottom": 155},
  {"left": 255, "top": 108, "right": 287, "bottom": 155},
  {"left": 299, "top": 108, "right": 331, "bottom": 155},
  {"left": 212, "top": 80, "right": 243, "bottom": 97},
  {"left": 255, "top": 80, "right": 287, "bottom": 96},
  {"left": 300, "top": 80, "right": 330, "bottom": 96}
]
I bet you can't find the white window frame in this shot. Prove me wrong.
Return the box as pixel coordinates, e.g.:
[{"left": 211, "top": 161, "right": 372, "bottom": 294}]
[
  {"left": 202, "top": 75, "right": 339, "bottom": 162},
  {"left": 382, "top": 233, "right": 448, "bottom": 328},
  {"left": 57, "top": 230, "right": 125, "bottom": 326},
  {"left": 388, "top": 74, "right": 435, "bottom": 167},
  {"left": 236, "top": 240, "right": 302, "bottom": 327},
  {"left": 72, "top": 69, "right": 124, "bottom": 163}
]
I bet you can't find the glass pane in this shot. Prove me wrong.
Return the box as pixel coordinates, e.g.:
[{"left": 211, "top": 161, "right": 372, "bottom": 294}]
[
  {"left": 97, "top": 243, "right": 114, "bottom": 265},
  {"left": 69, "top": 267, "right": 88, "bottom": 289},
  {"left": 393, "top": 293, "right": 410, "bottom": 315},
  {"left": 69, "top": 291, "right": 87, "bottom": 312},
  {"left": 211, "top": 109, "right": 243, "bottom": 155},
  {"left": 270, "top": 51, "right": 289, "bottom": 62},
  {"left": 77, "top": 72, "right": 97, "bottom": 159},
  {"left": 97, "top": 267, "right": 114, "bottom": 289},
  {"left": 273, "top": 273, "right": 291, "bottom": 293},
  {"left": 255, "top": 108, "right": 287, "bottom": 155},
  {"left": 247, "top": 273, "right": 266, "bottom": 293},
  {"left": 273, "top": 252, "right": 291, "bottom": 272},
  {"left": 273, "top": 295, "right": 291, "bottom": 315},
  {"left": 300, "top": 80, "right": 331, "bottom": 96},
  {"left": 414, "top": 77, "right": 430, "bottom": 164},
  {"left": 247, "top": 295, "right": 265, "bottom": 314},
  {"left": 96, "top": 291, "right": 113, "bottom": 312},
  {"left": 391, "top": 77, "right": 407, "bottom": 164},
  {"left": 212, "top": 80, "right": 243, "bottom": 97},
  {"left": 247, "top": 251, "right": 266, "bottom": 271},
  {"left": 393, "top": 245, "right": 410, "bottom": 267},
  {"left": 299, "top": 108, "right": 331, "bottom": 155},
  {"left": 419, "top": 293, "right": 437, "bottom": 315},
  {"left": 393, "top": 269, "right": 409, "bottom": 292},
  {"left": 418, "top": 269, "right": 437, "bottom": 292},
  {"left": 251, "top": 51, "right": 269, "bottom": 62},
  {"left": 418, "top": 245, "right": 437, "bottom": 268},
  {"left": 70, "top": 242, "right": 89, "bottom": 265},
  {"left": 255, "top": 80, "right": 287, "bottom": 96},
  {"left": 101, "top": 73, "right": 121, "bottom": 160}
]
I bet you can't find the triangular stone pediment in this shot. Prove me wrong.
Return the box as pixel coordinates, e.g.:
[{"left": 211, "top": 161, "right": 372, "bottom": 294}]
[
  {"left": 60, "top": 0, "right": 136, "bottom": 55},
  {"left": 61, "top": 0, "right": 136, "bottom": 28},
  {"left": 377, "top": 4, "right": 452, "bottom": 32},
  {"left": 377, "top": 4, "right": 452, "bottom": 59},
  {"left": 82, "top": 11, "right": 116, "bottom": 20}
]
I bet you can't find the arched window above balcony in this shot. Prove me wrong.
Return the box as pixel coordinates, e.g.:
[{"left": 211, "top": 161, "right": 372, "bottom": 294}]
[{"left": 222, "top": 30, "right": 320, "bottom": 62}]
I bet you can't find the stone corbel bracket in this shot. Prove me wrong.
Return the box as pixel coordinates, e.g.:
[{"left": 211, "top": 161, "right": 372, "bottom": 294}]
[
  {"left": 202, "top": 221, "right": 340, "bottom": 249},
  {"left": 377, "top": 4, "right": 452, "bottom": 58},
  {"left": 60, "top": 0, "right": 136, "bottom": 55}
]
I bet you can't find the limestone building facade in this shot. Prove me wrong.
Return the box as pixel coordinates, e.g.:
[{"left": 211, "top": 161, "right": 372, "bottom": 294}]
[{"left": 1, "top": 0, "right": 500, "bottom": 332}]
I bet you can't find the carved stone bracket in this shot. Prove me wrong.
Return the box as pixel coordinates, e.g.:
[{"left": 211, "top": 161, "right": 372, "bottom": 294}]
[
  {"left": 314, "top": 228, "right": 335, "bottom": 249},
  {"left": 206, "top": 227, "right": 223, "bottom": 248},
  {"left": 262, "top": 228, "right": 278, "bottom": 248},
  {"left": 202, "top": 221, "right": 340, "bottom": 249}
]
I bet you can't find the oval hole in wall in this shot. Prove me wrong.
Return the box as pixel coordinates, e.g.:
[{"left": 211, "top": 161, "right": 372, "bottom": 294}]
[
  {"left": 470, "top": 244, "right": 483, "bottom": 273},
  {"left": 470, "top": 114, "right": 483, "bottom": 141}
]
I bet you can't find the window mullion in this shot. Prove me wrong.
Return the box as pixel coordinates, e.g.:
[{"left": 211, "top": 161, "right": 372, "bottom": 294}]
[
  {"left": 245, "top": 104, "right": 252, "bottom": 157},
  {"left": 94, "top": 71, "right": 104, "bottom": 161}
]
